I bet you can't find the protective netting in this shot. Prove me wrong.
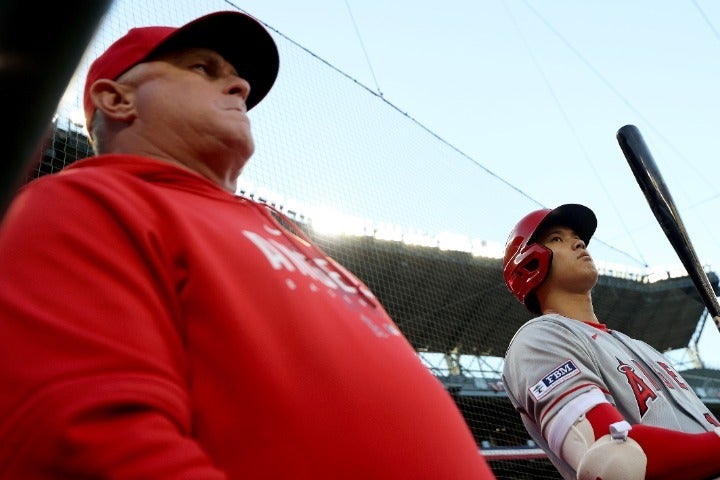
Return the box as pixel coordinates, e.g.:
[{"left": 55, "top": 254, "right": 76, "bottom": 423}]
[{"left": 21, "top": 1, "right": 720, "bottom": 478}]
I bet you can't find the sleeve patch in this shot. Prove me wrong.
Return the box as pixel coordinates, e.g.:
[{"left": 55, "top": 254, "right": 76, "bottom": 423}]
[{"left": 530, "top": 359, "right": 580, "bottom": 401}]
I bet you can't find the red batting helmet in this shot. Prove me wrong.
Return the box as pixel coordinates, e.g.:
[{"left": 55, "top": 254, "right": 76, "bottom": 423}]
[{"left": 503, "top": 204, "right": 597, "bottom": 314}]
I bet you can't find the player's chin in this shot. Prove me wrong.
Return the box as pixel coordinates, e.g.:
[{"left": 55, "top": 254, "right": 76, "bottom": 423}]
[
  {"left": 577, "top": 259, "right": 599, "bottom": 277},
  {"left": 588, "top": 264, "right": 600, "bottom": 280},
  {"left": 582, "top": 257, "right": 598, "bottom": 269}
]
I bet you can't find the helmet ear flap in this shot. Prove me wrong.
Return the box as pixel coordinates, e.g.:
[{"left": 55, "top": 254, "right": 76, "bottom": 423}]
[{"left": 504, "top": 243, "right": 552, "bottom": 312}]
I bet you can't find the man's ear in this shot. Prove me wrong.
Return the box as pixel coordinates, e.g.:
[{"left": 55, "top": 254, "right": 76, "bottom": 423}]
[{"left": 88, "top": 79, "right": 137, "bottom": 123}]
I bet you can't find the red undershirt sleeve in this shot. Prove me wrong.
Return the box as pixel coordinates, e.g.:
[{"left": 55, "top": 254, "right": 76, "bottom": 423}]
[{"left": 586, "top": 403, "right": 720, "bottom": 480}]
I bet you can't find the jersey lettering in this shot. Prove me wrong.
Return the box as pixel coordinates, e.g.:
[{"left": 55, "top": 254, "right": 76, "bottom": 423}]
[
  {"left": 657, "top": 361, "right": 689, "bottom": 390},
  {"left": 314, "top": 258, "right": 357, "bottom": 293},
  {"left": 244, "top": 231, "right": 349, "bottom": 291},
  {"left": 243, "top": 231, "right": 296, "bottom": 271},
  {"left": 704, "top": 413, "right": 720, "bottom": 427},
  {"left": 632, "top": 360, "right": 663, "bottom": 390},
  {"left": 269, "top": 240, "right": 338, "bottom": 289},
  {"left": 616, "top": 358, "right": 657, "bottom": 417}
]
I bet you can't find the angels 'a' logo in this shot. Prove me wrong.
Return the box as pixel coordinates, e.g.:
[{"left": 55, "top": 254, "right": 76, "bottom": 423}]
[{"left": 616, "top": 358, "right": 657, "bottom": 417}]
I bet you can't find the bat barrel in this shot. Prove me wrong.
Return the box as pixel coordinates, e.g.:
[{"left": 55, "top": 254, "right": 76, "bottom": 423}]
[{"left": 616, "top": 125, "right": 720, "bottom": 324}]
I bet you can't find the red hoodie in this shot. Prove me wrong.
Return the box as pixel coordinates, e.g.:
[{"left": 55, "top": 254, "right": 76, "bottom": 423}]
[{"left": 0, "top": 155, "right": 495, "bottom": 479}]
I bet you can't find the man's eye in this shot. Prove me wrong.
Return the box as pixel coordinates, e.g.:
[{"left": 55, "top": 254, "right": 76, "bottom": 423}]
[{"left": 190, "top": 64, "right": 210, "bottom": 73}]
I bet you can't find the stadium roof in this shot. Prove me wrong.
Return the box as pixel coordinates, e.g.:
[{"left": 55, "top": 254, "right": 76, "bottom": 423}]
[{"left": 316, "top": 233, "right": 719, "bottom": 356}]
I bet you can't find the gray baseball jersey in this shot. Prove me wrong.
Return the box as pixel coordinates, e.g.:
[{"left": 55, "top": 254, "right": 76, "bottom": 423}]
[{"left": 502, "top": 313, "right": 718, "bottom": 479}]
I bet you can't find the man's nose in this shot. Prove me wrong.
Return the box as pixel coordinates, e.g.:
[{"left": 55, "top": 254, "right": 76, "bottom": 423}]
[{"left": 226, "top": 76, "right": 251, "bottom": 102}]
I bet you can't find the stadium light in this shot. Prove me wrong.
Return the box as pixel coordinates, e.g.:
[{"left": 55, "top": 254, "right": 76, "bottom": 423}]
[
  {"left": 402, "top": 230, "right": 439, "bottom": 248},
  {"left": 309, "top": 206, "right": 372, "bottom": 237},
  {"left": 436, "top": 231, "right": 471, "bottom": 252},
  {"left": 373, "top": 223, "right": 404, "bottom": 242},
  {"left": 470, "top": 239, "right": 504, "bottom": 259}
]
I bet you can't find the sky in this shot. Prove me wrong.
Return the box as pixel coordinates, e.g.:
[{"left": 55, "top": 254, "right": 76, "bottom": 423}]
[
  {"left": 238, "top": 0, "right": 720, "bottom": 269},
  {"left": 58, "top": 0, "right": 720, "bottom": 365},
  {"left": 233, "top": 0, "right": 720, "bottom": 365}
]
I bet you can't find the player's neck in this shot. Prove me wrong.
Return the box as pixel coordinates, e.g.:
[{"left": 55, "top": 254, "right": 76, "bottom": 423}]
[{"left": 541, "top": 292, "right": 599, "bottom": 324}]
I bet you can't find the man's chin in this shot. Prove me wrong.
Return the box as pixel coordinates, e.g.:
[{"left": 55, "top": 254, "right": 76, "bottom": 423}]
[{"left": 226, "top": 135, "right": 254, "bottom": 159}]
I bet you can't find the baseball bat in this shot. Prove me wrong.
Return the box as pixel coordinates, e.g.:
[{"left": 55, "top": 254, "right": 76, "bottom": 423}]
[
  {"left": 616, "top": 124, "right": 720, "bottom": 330},
  {"left": 0, "top": 0, "right": 112, "bottom": 220}
]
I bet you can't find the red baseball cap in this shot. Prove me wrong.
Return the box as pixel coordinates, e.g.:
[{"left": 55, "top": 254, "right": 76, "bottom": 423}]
[{"left": 83, "top": 10, "right": 279, "bottom": 131}]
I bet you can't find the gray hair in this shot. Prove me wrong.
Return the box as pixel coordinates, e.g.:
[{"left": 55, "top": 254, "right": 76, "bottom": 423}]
[{"left": 87, "top": 111, "right": 105, "bottom": 155}]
